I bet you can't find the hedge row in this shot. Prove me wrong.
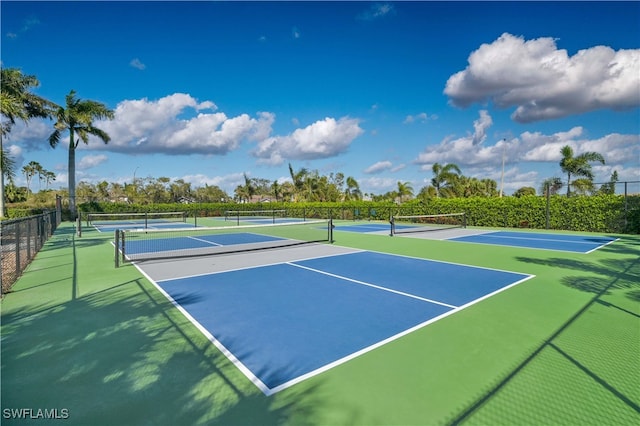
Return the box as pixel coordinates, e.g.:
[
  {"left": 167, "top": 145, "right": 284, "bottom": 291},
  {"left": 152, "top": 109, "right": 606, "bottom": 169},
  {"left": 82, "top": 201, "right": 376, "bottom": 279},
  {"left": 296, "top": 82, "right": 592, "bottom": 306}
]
[{"left": 71, "top": 194, "right": 640, "bottom": 234}]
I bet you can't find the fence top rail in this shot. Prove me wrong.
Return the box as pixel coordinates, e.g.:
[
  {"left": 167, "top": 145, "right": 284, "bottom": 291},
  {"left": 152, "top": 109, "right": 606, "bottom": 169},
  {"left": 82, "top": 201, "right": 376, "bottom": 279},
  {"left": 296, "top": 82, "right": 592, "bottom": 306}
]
[{"left": 0, "top": 211, "right": 55, "bottom": 226}]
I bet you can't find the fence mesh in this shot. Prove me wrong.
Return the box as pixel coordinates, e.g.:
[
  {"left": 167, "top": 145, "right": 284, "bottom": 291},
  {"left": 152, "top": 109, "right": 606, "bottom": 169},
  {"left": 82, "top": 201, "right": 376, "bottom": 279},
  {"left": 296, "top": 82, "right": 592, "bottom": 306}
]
[{"left": 1, "top": 210, "right": 60, "bottom": 296}]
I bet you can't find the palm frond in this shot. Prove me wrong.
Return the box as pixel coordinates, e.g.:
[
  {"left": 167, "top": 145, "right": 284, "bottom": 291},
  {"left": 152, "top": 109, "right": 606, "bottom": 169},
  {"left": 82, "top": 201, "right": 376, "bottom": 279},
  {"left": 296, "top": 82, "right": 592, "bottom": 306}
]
[{"left": 48, "top": 129, "right": 61, "bottom": 148}]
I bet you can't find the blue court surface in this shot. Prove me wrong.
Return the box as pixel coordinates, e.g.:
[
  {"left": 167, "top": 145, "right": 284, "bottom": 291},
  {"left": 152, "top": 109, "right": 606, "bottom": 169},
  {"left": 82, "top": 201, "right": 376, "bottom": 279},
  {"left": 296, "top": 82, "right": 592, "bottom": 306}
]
[
  {"left": 152, "top": 250, "right": 533, "bottom": 395},
  {"left": 448, "top": 231, "right": 618, "bottom": 253}
]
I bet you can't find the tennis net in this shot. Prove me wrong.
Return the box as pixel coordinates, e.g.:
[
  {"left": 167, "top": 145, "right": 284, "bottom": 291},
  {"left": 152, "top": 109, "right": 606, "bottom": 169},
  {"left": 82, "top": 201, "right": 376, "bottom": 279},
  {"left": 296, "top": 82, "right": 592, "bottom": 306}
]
[
  {"left": 390, "top": 213, "right": 466, "bottom": 235},
  {"left": 224, "top": 209, "right": 289, "bottom": 225},
  {"left": 115, "top": 218, "right": 333, "bottom": 266},
  {"left": 87, "top": 212, "right": 188, "bottom": 229}
]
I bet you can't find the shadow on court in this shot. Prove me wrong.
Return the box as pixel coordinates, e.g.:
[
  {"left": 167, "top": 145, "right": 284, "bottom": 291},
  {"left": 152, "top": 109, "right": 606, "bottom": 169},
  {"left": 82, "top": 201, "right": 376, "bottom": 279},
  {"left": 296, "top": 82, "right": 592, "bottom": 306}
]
[
  {"left": 447, "top": 242, "right": 640, "bottom": 425},
  {"left": 1, "top": 229, "right": 331, "bottom": 425}
]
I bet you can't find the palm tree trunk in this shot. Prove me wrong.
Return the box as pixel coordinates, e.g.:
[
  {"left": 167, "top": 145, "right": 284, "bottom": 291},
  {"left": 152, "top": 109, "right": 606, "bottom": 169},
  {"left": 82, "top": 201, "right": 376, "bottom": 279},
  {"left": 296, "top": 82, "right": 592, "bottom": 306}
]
[
  {"left": 0, "top": 135, "right": 6, "bottom": 218},
  {"left": 68, "top": 131, "right": 76, "bottom": 218}
]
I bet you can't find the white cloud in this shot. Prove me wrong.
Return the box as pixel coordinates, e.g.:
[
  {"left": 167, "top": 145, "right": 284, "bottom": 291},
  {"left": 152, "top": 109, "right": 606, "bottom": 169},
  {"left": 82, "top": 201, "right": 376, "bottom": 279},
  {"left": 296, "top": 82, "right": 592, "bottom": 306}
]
[
  {"left": 93, "top": 93, "right": 273, "bottom": 155},
  {"left": 444, "top": 33, "right": 640, "bottom": 122},
  {"left": 403, "top": 112, "right": 432, "bottom": 124},
  {"left": 4, "top": 119, "right": 52, "bottom": 151},
  {"left": 130, "top": 58, "right": 146, "bottom": 70},
  {"left": 364, "top": 160, "right": 393, "bottom": 174},
  {"left": 472, "top": 110, "right": 492, "bottom": 145},
  {"left": 180, "top": 172, "right": 245, "bottom": 194},
  {"left": 359, "top": 176, "right": 397, "bottom": 194},
  {"left": 252, "top": 117, "right": 364, "bottom": 165},
  {"left": 357, "top": 3, "right": 395, "bottom": 21},
  {"left": 77, "top": 154, "right": 108, "bottom": 170},
  {"left": 414, "top": 112, "right": 639, "bottom": 185},
  {"left": 415, "top": 110, "right": 496, "bottom": 167}
]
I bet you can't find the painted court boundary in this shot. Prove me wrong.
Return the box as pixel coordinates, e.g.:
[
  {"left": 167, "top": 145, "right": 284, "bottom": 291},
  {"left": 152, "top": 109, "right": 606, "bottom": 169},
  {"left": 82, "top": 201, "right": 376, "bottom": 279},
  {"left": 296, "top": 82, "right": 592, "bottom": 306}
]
[
  {"left": 446, "top": 231, "right": 619, "bottom": 254},
  {"left": 133, "top": 252, "right": 535, "bottom": 396}
]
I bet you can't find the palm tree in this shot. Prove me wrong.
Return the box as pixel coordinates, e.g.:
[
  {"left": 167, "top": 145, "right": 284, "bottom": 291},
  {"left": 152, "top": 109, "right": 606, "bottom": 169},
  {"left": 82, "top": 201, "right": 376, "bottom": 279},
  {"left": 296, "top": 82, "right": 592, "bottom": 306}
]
[
  {"left": 431, "top": 162, "right": 461, "bottom": 197},
  {"left": 1, "top": 148, "right": 17, "bottom": 184},
  {"left": 599, "top": 170, "right": 618, "bottom": 195},
  {"left": 288, "top": 163, "right": 308, "bottom": 202},
  {"left": 271, "top": 180, "right": 281, "bottom": 202},
  {"left": 397, "top": 181, "right": 414, "bottom": 203},
  {"left": 242, "top": 172, "right": 256, "bottom": 202},
  {"left": 541, "top": 177, "right": 563, "bottom": 195},
  {"left": 559, "top": 145, "right": 605, "bottom": 196},
  {"left": 344, "top": 176, "right": 362, "bottom": 201},
  {"left": 48, "top": 90, "right": 114, "bottom": 217},
  {"left": 22, "top": 161, "right": 42, "bottom": 194},
  {"left": 1, "top": 68, "right": 56, "bottom": 216},
  {"left": 571, "top": 178, "right": 596, "bottom": 195}
]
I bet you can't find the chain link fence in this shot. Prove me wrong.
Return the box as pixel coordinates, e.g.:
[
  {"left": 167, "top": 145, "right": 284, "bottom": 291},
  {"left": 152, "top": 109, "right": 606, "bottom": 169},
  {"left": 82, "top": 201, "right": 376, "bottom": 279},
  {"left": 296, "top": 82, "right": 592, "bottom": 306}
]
[{"left": 1, "top": 210, "right": 61, "bottom": 296}]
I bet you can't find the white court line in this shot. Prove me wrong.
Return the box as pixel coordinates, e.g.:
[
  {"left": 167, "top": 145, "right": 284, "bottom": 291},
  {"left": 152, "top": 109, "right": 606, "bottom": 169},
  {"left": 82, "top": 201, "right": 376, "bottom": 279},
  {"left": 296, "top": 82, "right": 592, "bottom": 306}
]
[
  {"left": 468, "top": 232, "right": 616, "bottom": 246},
  {"left": 287, "top": 262, "right": 458, "bottom": 309},
  {"left": 585, "top": 237, "right": 619, "bottom": 254},
  {"left": 268, "top": 271, "right": 536, "bottom": 395},
  {"left": 187, "top": 235, "right": 222, "bottom": 246},
  {"left": 137, "top": 248, "right": 535, "bottom": 396},
  {"left": 133, "top": 264, "right": 272, "bottom": 396},
  {"left": 155, "top": 248, "right": 367, "bottom": 283}
]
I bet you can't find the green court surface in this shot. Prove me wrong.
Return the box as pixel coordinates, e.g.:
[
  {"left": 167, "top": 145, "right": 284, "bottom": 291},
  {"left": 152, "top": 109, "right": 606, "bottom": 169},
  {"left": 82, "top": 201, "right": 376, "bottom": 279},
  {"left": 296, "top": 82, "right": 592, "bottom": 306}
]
[{"left": 1, "top": 221, "right": 639, "bottom": 425}]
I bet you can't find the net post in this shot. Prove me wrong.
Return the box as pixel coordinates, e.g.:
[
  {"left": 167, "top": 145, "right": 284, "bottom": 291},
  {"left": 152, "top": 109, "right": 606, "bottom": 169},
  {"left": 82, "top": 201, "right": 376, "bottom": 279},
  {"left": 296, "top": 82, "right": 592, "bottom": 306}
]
[
  {"left": 463, "top": 212, "right": 467, "bottom": 228},
  {"left": 114, "top": 229, "right": 120, "bottom": 268},
  {"left": 389, "top": 217, "right": 395, "bottom": 236},
  {"left": 272, "top": 209, "right": 276, "bottom": 224},
  {"left": 329, "top": 218, "right": 334, "bottom": 243},
  {"left": 121, "top": 230, "right": 126, "bottom": 265},
  {"left": 145, "top": 212, "right": 149, "bottom": 229},
  {"left": 76, "top": 215, "right": 82, "bottom": 237}
]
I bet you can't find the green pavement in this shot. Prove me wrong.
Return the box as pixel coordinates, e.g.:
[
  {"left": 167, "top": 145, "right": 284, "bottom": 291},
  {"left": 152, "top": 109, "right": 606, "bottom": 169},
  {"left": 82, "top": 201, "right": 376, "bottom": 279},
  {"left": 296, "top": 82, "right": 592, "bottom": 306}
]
[{"left": 1, "top": 222, "right": 638, "bottom": 425}]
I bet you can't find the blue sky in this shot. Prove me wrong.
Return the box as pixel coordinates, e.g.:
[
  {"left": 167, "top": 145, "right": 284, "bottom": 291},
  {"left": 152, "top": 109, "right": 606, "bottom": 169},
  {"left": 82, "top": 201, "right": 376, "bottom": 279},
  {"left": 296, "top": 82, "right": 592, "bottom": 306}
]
[{"left": 2, "top": 1, "right": 639, "bottom": 196}]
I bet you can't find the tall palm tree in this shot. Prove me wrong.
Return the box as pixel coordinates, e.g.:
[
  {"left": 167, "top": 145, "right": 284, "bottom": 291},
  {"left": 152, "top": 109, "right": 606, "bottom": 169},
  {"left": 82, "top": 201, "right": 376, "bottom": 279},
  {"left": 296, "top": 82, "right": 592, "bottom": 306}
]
[
  {"left": 288, "top": 163, "right": 308, "bottom": 202},
  {"left": 271, "top": 180, "right": 281, "bottom": 202},
  {"left": 242, "top": 172, "right": 256, "bottom": 202},
  {"left": 344, "top": 176, "right": 362, "bottom": 201},
  {"left": 48, "top": 90, "right": 114, "bottom": 216},
  {"left": 559, "top": 145, "right": 605, "bottom": 196},
  {"left": 431, "top": 162, "right": 461, "bottom": 197},
  {"left": 1, "top": 68, "right": 56, "bottom": 216},
  {"left": 396, "top": 181, "right": 414, "bottom": 203}
]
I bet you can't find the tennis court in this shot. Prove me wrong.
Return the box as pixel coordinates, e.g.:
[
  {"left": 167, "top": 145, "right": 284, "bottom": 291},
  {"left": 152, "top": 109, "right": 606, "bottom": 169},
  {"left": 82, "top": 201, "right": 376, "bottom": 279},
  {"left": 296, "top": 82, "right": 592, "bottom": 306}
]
[
  {"left": 135, "top": 244, "right": 532, "bottom": 395},
  {"left": 447, "top": 231, "right": 619, "bottom": 253},
  {"left": 2, "top": 217, "right": 638, "bottom": 426}
]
